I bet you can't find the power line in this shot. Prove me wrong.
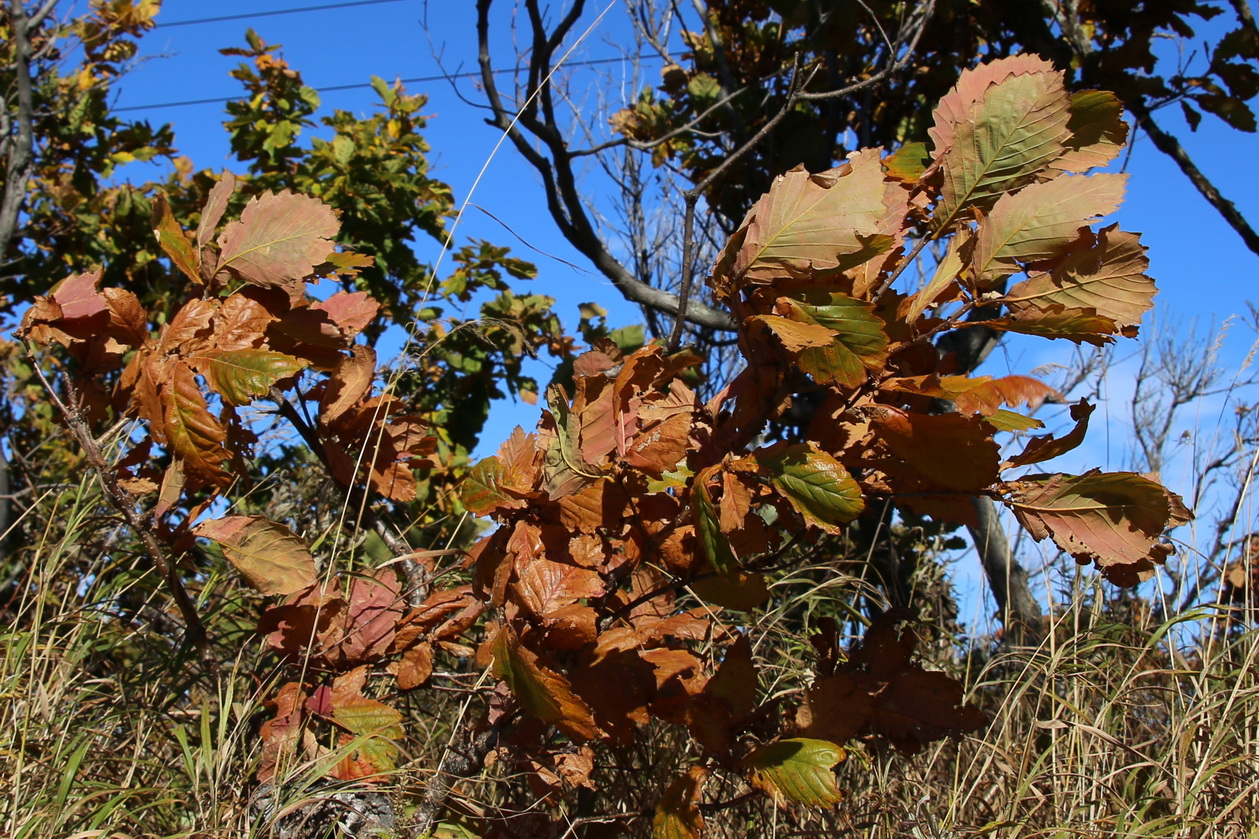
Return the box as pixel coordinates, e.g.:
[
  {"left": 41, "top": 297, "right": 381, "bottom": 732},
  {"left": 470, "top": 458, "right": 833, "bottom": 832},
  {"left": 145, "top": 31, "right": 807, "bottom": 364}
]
[
  {"left": 154, "top": 0, "right": 408, "bottom": 29},
  {"left": 114, "top": 55, "right": 664, "bottom": 113}
]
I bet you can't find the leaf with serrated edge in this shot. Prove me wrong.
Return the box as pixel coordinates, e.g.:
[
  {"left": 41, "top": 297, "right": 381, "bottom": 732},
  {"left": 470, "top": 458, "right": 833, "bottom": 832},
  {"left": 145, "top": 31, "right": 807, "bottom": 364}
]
[
  {"left": 1003, "top": 226, "right": 1153, "bottom": 328},
  {"left": 972, "top": 174, "right": 1126, "bottom": 282},
  {"left": 216, "top": 190, "right": 339, "bottom": 290},
  {"left": 1005, "top": 469, "right": 1187, "bottom": 569},
  {"left": 724, "top": 150, "right": 887, "bottom": 285},
  {"left": 759, "top": 443, "right": 864, "bottom": 532},
  {"left": 932, "top": 61, "right": 1072, "bottom": 230},
  {"left": 195, "top": 515, "right": 317, "bottom": 596},
  {"left": 740, "top": 738, "right": 844, "bottom": 806},
  {"left": 196, "top": 349, "right": 307, "bottom": 406}
]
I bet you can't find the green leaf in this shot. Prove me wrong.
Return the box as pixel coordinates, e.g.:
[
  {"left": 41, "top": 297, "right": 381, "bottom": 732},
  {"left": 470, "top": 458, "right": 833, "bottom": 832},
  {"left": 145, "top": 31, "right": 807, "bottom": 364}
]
[
  {"left": 883, "top": 141, "right": 929, "bottom": 182},
  {"left": 198, "top": 349, "right": 307, "bottom": 406},
  {"left": 653, "top": 766, "right": 708, "bottom": 839},
  {"left": 984, "top": 409, "right": 1045, "bottom": 433},
  {"left": 931, "top": 58, "right": 1072, "bottom": 230},
  {"left": 758, "top": 443, "right": 864, "bottom": 532},
  {"left": 740, "top": 738, "right": 844, "bottom": 806},
  {"left": 694, "top": 466, "right": 739, "bottom": 577},
  {"left": 195, "top": 515, "right": 317, "bottom": 596},
  {"left": 903, "top": 229, "right": 968, "bottom": 322},
  {"left": 462, "top": 455, "right": 512, "bottom": 516},
  {"left": 151, "top": 193, "right": 201, "bottom": 285},
  {"left": 781, "top": 292, "right": 889, "bottom": 388}
]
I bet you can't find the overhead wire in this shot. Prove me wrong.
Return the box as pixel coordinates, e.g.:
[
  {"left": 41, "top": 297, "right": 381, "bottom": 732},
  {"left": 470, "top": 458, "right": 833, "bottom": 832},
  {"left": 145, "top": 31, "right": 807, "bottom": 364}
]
[
  {"left": 114, "top": 55, "right": 664, "bottom": 112},
  {"left": 153, "top": 0, "right": 408, "bottom": 29}
]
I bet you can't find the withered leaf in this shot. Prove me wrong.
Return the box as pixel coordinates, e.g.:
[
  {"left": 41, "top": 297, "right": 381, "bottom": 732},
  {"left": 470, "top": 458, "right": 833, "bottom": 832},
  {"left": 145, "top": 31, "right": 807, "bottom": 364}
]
[
  {"left": 195, "top": 515, "right": 317, "bottom": 596},
  {"left": 216, "top": 190, "right": 340, "bottom": 292}
]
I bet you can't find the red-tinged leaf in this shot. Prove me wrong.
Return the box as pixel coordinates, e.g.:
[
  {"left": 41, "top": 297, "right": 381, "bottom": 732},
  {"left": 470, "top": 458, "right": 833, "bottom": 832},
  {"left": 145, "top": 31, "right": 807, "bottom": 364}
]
[
  {"left": 1004, "top": 470, "right": 1191, "bottom": 576},
  {"left": 195, "top": 515, "right": 317, "bottom": 595},
  {"left": 1003, "top": 226, "right": 1154, "bottom": 328},
  {"left": 653, "top": 766, "right": 708, "bottom": 839},
  {"left": 753, "top": 315, "right": 837, "bottom": 351},
  {"left": 213, "top": 294, "right": 275, "bottom": 352},
  {"left": 757, "top": 442, "right": 864, "bottom": 532},
  {"left": 971, "top": 174, "right": 1127, "bottom": 283},
  {"left": 740, "top": 738, "right": 844, "bottom": 806},
  {"left": 320, "top": 345, "right": 376, "bottom": 427},
  {"left": 51, "top": 270, "right": 109, "bottom": 322},
  {"left": 463, "top": 456, "right": 515, "bottom": 516},
  {"left": 195, "top": 348, "right": 307, "bottom": 406},
  {"left": 693, "top": 466, "right": 739, "bottom": 577},
  {"left": 258, "top": 681, "right": 310, "bottom": 783},
  {"left": 981, "top": 307, "right": 1120, "bottom": 345},
  {"left": 196, "top": 170, "right": 236, "bottom": 251},
  {"left": 151, "top": 193, "right": 201, "bottom": 285},
  {"left": 312, "top": 291, "right": 379, "bottom": 341},
  {"left": 947, "top": 375, "right": 1056, "bottom": 416},
  {"left": 514, "top": 557, "right": 606, "bottom": 618},
  {"left": 490, "top": 626, "right": 600, "bottom": 741},
  {"left": 216, "top": 190, "right": 340, "bottom": 291},
  {"left": 1053, "top": 90, "right": 1129, "bottom": 173},
  {"left": 329, "top": 666, "right": 404, "bottom": 781},
  {"left": 163, "top": 361, "right": 231, "bottom": 488},
  {"left": 713, "top": 150, "right": 888, "bottom": 293},
  {"left": 931, "top": 58, "right": 1072, "bottom": 230},
  {"left": 1006, "top": 399, "right": 1094, "bottom": 468},
  {"left": 781, "top": 292, "right": 889, "bottom": 389},
  {"left": 875, "top": 411, "right": 1000, "bottom": 492},
  {"left": 325, "top": 569, "right": 405, "bottom": 666}
]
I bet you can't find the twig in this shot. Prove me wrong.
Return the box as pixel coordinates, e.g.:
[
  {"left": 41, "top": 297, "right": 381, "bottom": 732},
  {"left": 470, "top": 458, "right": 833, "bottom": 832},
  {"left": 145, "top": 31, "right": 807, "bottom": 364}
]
[{"left": 22, "top": 344, "right": 215, "bottom": 665}]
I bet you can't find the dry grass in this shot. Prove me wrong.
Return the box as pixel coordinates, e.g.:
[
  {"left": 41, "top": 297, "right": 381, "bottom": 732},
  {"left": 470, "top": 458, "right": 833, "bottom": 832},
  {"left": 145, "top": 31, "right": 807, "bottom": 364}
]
[{"left": 4, "top": 470, "right": 1259, "bottom": 838}]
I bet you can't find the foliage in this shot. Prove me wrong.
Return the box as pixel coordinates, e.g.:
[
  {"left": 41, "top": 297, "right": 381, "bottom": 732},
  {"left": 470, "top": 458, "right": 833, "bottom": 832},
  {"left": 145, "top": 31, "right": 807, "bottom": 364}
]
[{"left": 16, "top": 53, "right": 1194, "bottom": 835}]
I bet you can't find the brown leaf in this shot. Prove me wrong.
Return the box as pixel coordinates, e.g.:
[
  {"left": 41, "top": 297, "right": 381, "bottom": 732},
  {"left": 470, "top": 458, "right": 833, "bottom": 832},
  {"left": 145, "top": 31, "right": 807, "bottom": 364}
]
[
  {"left": 196, "top": 170, "right": 236, "bottom": 251},
  {"left": 514, "top": 556, "right": 606, "bottom": 619},
  {"left": 1003, "top": 226, "right": 1154, "bottom": 329},
  {"left": 874, "top": 410, "right": 1000, "bottom": 492},
  {"left": 653, "top": 766, "right": 708, "bottom": 839},
  {"left": 1006, "top": 399, "right": 1094, "bottom": 468},
  {"left": 195, "top": 515, "right": 317, "bottom": 596},
  {"left": 1004, "top": 470, "right": 1191, "bottom": 580},
  {"left": 163, "top": 361, "right": 231, "bottom": 489},
  {"left": 491, "top": 626, "right": 600, "bottom": 741}
]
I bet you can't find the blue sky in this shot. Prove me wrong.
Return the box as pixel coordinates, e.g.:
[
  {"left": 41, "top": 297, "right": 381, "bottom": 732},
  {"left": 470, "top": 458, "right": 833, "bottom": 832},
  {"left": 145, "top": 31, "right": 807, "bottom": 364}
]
[{"left": 98, "top": 0, "right": 1259, "bottom": 617}]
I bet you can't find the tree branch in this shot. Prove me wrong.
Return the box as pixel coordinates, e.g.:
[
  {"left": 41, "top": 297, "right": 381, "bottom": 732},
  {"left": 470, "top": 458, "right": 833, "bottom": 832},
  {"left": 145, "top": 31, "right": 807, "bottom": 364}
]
[
  {"left": 1129, "top": 101, "right": 1259, "bottom": 258},
  {"left": 0, "top": 0, "right": 40, "bottom": 265},
  {"left": 475, "top": 0, "right": 735, "bottom": 331}
]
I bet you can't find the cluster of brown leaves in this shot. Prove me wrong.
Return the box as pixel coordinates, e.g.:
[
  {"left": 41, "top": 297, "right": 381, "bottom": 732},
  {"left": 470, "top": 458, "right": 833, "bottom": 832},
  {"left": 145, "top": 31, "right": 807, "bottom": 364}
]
[{"left": 19, "top": 54, "right": 1194, "bottom": 832}]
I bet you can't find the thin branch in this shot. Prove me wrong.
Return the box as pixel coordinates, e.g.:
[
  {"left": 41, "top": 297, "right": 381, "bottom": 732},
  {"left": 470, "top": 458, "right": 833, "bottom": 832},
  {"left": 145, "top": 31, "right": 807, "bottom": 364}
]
[
  {"left": 1129, "top": 101, "right": 1259, "bottom": 258},
  {"left": 22, "top": 344, "right": 215, "bottom": 665}
]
